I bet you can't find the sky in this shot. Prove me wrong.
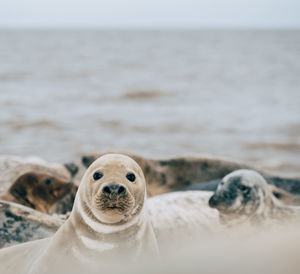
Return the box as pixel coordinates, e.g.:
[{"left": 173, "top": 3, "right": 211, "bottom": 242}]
[{"left": 0, "top": 0, "right": 300, "bottom": 29}]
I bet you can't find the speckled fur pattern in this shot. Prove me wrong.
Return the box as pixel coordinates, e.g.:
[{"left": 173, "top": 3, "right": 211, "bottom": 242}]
[{"left": 209, "top": 169, "right": 300, "bottom": 226}]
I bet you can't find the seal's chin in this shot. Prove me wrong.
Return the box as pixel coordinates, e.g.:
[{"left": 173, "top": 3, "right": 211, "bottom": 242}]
[
  {"left": 99, "top": 211, "right": 127, "bottom": 224},
  {"left": 210, "top": 200, "right": 241, "bottom": 215},
  {"left": 216, "top": 206, "right": 238, "bottom": 215}
]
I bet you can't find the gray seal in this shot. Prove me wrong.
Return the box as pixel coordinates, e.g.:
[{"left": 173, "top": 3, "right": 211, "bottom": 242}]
[
  {"left": 209, "top": 169, "right": 300, "bottom": 226},
  {"left": 0, "top": 154, "right": 159, "bottom": 274}
]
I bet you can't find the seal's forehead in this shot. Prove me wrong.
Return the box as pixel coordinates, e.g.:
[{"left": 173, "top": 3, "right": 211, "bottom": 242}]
[
  {"left": 224, "top": 169, "right": 267, "bottom": 188},
  {"left": 89, "top": 153, "right": 142, "bottom": 172}
]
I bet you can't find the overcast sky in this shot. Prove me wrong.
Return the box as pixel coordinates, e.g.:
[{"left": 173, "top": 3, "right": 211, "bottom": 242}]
[{"left": 1, "top": 0, "right": 300, "bottom": 28}]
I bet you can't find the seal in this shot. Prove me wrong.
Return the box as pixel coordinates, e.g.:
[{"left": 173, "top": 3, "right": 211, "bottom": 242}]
[
  {"left": 0, "top": 154, "right": 159, "bottom": 274},
  {"left": 0, "top": 156, "right": 78, "bottom": 214},
  {"left": 208, "top": 169, "right": 300, "bottom": 226},
  {"left": 0, "top": 172, "right": 77, "bottom": 214},
  {"left": 0, "top": 156, "right": 78, "bottom": 190}
]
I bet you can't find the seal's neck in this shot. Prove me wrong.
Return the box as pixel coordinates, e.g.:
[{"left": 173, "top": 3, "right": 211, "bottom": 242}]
[
  {"left": 221, "top": 196, "right": 299, "bottom": 227},
  {"left": 69, "top": 192, "right": 147, "bottom": 241}
]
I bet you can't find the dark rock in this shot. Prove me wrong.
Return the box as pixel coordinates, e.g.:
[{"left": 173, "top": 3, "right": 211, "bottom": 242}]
[{"left": 0, "top": 200, "right": 62, "bottom": 248}]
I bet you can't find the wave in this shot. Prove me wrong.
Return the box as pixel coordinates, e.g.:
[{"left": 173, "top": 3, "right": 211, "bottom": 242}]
[
  {"left": 0, "top": 119, "right": 60, "bottom": 131},
  {"left": 120, "top": 90, "right": 167, "bottom": 100},
  {"left": 245, "top": 142, "right": 300, "bottom": 151}
]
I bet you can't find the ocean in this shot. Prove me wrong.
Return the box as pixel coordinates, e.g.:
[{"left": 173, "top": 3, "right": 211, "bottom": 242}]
[{"left": 0, "top": 29, "right": 299, "bottom": 176}]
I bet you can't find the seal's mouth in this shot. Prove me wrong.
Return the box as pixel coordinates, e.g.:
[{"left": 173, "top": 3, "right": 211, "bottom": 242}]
[
  {"left": 107, "top": 205, "right": 118, "bottom": 209},
  {"left": 94, "top": 193, "right": 134, "bottom": 215},
  {"left": 209, "top": 194, "right": 239, "bottom": 214},
  {"left": 106, "top": 205, "right": 120, "bottom": 210}
]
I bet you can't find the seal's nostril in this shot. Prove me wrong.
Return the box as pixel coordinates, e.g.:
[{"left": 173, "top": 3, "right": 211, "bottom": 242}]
[
  {"left": 118, "top": 186, "right": 126, "bottom": 194},
  {"left": 103, "top": 186, "right": 111, "bottom": 194},
  {"left": 103, "top": 185, "right": 126, "bottom": 195}
]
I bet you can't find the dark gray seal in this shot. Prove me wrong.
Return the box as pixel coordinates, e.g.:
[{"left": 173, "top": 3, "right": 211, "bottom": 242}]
[{"left": 208, "top": 169, "right": 300, "bottom": 226}]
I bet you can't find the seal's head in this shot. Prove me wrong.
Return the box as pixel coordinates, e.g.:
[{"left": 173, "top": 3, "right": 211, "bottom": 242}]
[
  {"left": 9, "top": 172, "right": 76, "bottom": 213},
  {"left": 208, "top": 170, "right": 271, "bottom": 218},
  {"left": 78, "top": 153, "right": 146, "bottom": 224}
]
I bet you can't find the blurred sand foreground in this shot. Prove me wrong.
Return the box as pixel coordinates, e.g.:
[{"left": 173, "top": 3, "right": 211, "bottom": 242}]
[{"left": 3, "top": 225, "right": 299, "bottom": 274}]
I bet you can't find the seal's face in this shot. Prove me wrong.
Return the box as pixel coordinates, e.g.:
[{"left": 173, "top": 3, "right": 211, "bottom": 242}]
[
  {"left": 82, "top": 154, "right": 146, "bottom": 224},
  {"left": 9, "top": 172, "right": 75, "bottom": 213},
  {"left": 208, "top": 170, "right": 265, "bottom": 217}
]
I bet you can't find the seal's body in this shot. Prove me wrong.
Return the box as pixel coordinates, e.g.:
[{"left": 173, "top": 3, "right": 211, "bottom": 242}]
[
  {"left": 0, "top": 154, "right": 158, "bottom": 274},
  {"left": 209, "top": 169, "right": 300, "bottom": 226},
  {"left": 148, "top": 191, "right": 220, "bottom": 252}
]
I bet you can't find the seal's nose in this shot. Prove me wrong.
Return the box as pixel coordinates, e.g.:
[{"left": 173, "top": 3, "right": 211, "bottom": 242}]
[
  {"left": 102, "top": 185, "right": 126, "bottom": 195},
  {"left": 208, "top": 195, "right": 218, "bottom": 208}
]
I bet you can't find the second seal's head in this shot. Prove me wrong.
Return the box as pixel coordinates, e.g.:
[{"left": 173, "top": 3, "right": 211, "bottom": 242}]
[
  {"left": 208, "top": 169, "right": 269, "bottom": 217},
  {"left": 79, "top": 153, "right": 146, "bottom": 224}
]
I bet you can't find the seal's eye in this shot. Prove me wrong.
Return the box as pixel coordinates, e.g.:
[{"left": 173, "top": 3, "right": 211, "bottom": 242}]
[
  {"left": 44, "top": 178, "right": 52, "bottom": 185},
  {"left": 126, "top": 172, "right": 136, "bottom": 182},
  {"left": 93, "top": 171, "right": 103, "bottom": 181},
  {"left": 240, "top": 185, "right": 247, "bottom": 191},
  {"left": 240, "top": 185, "right": 250, "bottom": 194}
]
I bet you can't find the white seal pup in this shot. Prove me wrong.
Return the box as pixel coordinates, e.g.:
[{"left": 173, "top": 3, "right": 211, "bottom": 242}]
[
  {"left": 208, "top": 169, "right": 300, "bottom": 226},
  {"left": 0, "top": 154, "right": 159, "bottom": 274}
]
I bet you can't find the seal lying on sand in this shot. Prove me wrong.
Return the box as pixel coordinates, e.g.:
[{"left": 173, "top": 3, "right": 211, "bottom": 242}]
[
  {"left": 179, "top": 179, "right": 300, "bottom": 206},
  {"left": 0, "top": 154, "right": 159, "bottom": 274},
  {"left": 208, "top": 169, "right": 300, "bottom": 226},
  {"left": 0, "top": 156, "right": 78, "bottom": 214}
]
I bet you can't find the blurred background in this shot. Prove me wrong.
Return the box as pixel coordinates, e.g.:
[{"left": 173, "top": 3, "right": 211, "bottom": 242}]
[{"left": 0, "top": 0, "right": 299, "bottom": 176}]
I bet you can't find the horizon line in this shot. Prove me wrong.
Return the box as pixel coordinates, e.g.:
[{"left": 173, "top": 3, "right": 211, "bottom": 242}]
[{"left": 0, "top": 25, "right": 300, "bottom": 31}]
